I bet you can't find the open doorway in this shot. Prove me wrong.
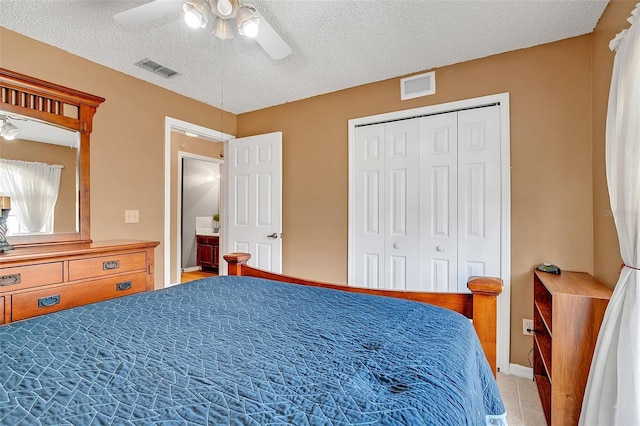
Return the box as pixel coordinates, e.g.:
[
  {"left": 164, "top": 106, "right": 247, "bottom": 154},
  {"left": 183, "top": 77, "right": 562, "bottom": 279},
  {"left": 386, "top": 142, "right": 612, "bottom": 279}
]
[
  {"left": 180, "top": 155, "right": 222, "bottom": 282},
  {"left": 164, "top": 117, "right": 234, "bottom": 287}
]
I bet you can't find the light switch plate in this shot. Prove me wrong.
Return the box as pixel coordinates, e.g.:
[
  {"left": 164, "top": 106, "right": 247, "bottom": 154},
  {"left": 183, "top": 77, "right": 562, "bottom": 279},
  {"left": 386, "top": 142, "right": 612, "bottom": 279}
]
[{"left": 125, "top": 210, "right": 139, "bottom": 223}]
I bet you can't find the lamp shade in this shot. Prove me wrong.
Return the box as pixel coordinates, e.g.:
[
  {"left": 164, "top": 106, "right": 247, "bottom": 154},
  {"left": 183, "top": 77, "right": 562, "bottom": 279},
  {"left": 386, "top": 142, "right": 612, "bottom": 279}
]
[
  {"left": 0, "top": 196, "right": 10, "bottom": 209},
  {"left": 213, "top": 18, "right": 235, "bottom": 40},
  {"left": 0, "top": 122, "right": 20, "bottom": 140},
  {"left": 183, "top": 0, "right": 210, "bottom": 28},
  {"left": 236, "top": 6, "right": 260, "bottom": 38}
]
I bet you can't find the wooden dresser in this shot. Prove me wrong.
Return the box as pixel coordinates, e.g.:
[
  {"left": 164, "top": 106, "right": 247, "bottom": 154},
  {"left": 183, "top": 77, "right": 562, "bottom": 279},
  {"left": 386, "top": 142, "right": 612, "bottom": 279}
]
[
  {"left": 533, "top": 270, "right": 612, "bottom": 425},
  {"left": 0, "top": 240, "right": 159, "bottom": 324}
]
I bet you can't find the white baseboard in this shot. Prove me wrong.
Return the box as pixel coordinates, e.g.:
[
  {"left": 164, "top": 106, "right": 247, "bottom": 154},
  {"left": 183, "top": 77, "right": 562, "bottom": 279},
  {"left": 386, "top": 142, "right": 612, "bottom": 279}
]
[
  {"left": 505, "top": 363, "right": 533, "bottom": 379},
  {"left": 182, "top": 266, "right": 201, "bottom": 273}
]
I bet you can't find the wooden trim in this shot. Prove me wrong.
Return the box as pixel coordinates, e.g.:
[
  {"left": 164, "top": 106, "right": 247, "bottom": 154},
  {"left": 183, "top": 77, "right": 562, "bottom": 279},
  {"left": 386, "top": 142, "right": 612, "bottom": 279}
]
[
  {"left": 224, "top": 252, "right": 503, "bottom": 376},
  {"left": 0, "top": 67, "right": 105, "bottom": 247}
]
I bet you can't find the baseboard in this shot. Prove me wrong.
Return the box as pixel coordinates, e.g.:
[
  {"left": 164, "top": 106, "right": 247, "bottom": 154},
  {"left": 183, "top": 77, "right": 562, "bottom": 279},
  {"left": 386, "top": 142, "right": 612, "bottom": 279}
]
[
  {"left": 507, "top": 363, "right": 533, "bottom": 379},
  {"left": 182, "top": 266, "right": 201, "bottom": 273}
]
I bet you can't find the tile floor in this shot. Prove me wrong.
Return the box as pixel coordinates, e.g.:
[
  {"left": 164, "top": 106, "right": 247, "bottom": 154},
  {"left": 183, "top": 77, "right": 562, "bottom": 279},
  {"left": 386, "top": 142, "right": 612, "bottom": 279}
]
[{"left": 497, "top": 373, "right": 547, "bottom": 425}]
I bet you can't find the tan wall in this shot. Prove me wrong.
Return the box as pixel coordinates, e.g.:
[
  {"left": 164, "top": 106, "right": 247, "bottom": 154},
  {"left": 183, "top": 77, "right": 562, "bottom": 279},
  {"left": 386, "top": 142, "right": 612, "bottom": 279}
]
[
  {"left": 169, "top": 131, "right": 224, "bottom": 283},
  {"left": 592, "top": 0, "right": 636, "bottom": 286},
  {"left": 238, "top": 36, "right": 595, "bottom": 367},
  {"left": 0, "top": 139, "right": 76, "bottom": 232},
  {"left": 0, "top": 27, "right": 236, "bottom": 287}
]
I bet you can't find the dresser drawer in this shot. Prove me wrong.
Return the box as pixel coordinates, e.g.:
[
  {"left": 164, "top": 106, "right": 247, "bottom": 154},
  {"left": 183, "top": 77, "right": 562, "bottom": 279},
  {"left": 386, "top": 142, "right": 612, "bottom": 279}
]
[
  {"left": 11, "top": 273, "right": 147, "bottom": 321},
  {"left": 0, "top": 262, "right": 63, "bottom": 291},
  {"left": 68, "top": 252, "right": 147, "bottom": 281}
]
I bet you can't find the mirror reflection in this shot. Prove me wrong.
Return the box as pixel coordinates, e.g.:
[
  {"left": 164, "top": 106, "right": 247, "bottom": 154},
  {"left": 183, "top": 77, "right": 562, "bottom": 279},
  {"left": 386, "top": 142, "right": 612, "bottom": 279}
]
[{"left": 0, "top": 111, "right": 79, "bottom": 236}]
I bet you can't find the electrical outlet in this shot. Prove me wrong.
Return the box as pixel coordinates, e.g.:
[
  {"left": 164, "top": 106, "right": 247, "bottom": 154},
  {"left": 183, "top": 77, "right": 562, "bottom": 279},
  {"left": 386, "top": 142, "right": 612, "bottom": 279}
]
[
  {"left": 124, "top": 210, "right": 139, "bottom": 223},
  {"left": 523, "top": 319, "right": 534, "bottom": 336}
]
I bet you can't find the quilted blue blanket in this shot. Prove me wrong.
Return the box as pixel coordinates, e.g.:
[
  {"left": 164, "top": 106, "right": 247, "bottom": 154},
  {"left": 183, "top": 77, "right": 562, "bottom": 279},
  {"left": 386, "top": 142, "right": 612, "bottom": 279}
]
[{"left": 0, "top": 276, "right": 506, "bottom": 425}]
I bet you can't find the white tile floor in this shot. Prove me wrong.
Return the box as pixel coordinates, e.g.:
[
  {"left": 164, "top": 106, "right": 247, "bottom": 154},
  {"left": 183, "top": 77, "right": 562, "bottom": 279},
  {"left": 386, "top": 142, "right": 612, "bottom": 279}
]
[{"left": 497, "top": 373, "right": 547, "bottom": 426}]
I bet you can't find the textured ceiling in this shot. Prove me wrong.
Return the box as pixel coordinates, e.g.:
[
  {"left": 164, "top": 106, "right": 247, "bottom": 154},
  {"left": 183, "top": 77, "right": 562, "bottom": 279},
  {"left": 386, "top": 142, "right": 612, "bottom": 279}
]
[{"left": 0, "top": 0, "right": 609, "bottom": 114}]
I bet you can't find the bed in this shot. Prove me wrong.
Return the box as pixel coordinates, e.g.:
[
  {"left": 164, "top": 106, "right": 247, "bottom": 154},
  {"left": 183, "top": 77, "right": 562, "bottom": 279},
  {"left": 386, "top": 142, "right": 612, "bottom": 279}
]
[{"left": 0, "top": 252, "right": 507, "bottom": 425}]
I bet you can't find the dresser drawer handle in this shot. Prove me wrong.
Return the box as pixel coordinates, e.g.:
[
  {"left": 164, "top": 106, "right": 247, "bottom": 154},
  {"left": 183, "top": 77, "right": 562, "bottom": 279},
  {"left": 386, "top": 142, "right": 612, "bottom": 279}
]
[
  {"left": 103, "top": 260, "right": 120, "bottom": 270},
  {"left": 116, "top": 280, "right": 132, "bottom": 291},
  {"left": 0, "top": 273, "right": 21, "bottom": 286},
  {"left": 38, "top": 295, "right": 60, "bottom": 308}
]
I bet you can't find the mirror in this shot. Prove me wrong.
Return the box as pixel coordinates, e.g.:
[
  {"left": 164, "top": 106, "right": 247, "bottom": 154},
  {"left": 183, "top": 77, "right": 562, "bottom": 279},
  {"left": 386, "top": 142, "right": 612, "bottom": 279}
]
[
  {"left": 0, "top": 112, "right": 80, "bottom": 236},
  {"left": 0, "top": 68, "right": 104, "bottom": 247}
]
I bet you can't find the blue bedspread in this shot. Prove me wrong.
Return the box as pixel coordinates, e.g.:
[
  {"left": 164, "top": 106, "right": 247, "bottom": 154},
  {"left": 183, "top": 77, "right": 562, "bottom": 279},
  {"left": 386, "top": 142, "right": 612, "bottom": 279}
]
[{"left": 0, "top": 276, "right": 506, "bottom": 425}]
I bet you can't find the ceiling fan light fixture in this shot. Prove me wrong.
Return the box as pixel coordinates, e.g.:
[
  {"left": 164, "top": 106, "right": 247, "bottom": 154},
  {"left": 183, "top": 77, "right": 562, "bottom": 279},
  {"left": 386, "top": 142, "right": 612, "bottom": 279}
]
[
  {"left": 236, "top": 5, "right": 260, "bottom": 38},
  {"left": 183, "top": 0, "right": 210, "bottom": 28},
  {"left": 216, "top": 0, "right": 233, "bottom": 17},
  {"left": 213, "top": 17, "right": 235, "bottom": 40},
  {"left": 0, "top": 117, "right": 20, "bottom": 141}
]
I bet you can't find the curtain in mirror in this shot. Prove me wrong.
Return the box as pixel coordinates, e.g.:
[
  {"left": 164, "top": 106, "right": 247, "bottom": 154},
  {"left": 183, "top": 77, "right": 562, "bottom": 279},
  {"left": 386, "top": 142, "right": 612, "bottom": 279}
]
[{"left": 0, "top": 159, "right": 63, "bottom": 234}]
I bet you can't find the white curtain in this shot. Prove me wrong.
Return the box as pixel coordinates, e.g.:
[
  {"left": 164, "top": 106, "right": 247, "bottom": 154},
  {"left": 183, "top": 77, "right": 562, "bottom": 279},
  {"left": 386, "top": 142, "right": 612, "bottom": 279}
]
[
  {"left": 580, "top": 4, "right": 640, "bottom": 425},
  {"left": 0, "top": 159, "right": 63, "bottom": 234}
]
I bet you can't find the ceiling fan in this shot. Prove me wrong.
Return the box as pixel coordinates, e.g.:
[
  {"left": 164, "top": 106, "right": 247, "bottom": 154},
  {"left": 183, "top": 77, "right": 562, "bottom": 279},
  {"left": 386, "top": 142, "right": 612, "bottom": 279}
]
[{"left": 113, "top": 0, "right": 292, "bottom": 60}]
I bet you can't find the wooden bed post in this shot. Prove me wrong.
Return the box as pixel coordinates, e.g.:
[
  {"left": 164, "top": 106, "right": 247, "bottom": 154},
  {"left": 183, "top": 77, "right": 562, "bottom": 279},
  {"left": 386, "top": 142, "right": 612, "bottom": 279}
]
[
  {"left": 467, "top": 276, "right": 503, "bottom": 376},
  {"left": 223, "top": 252, "right": 251, "bottom": 276}
]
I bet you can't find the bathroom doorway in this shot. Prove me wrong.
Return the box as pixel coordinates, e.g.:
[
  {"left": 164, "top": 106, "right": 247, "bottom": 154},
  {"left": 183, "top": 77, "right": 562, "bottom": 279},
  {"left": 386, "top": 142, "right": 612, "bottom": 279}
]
[{"left": 181, "top": 157, "right": 221, "bottom": 273}]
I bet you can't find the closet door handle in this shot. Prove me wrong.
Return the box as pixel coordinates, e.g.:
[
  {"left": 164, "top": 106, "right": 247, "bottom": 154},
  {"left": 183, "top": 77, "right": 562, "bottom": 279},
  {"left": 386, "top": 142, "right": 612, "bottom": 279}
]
[{"left": 267, "top": 233, "right": 278, "bottom": 239}]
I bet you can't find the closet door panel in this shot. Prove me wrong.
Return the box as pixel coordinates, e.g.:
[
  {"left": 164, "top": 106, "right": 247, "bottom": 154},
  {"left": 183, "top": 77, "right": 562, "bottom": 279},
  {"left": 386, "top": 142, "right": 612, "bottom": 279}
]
[
  {"left": 419, "top": 112, "right": 458, "bottom": 292},
  {"left": 457, "top": 106, "right": 502, "bottom": 292},
  {"left": 385, "top": 120, "right": 420, "bottom": 290},
  {"left": 353, "top": 124, "right": 386, "bottom": 288}
]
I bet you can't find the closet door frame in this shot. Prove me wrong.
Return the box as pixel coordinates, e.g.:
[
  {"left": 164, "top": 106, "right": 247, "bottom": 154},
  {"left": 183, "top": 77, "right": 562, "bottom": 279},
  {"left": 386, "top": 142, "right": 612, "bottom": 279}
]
[{"left": 348, "top": 92, "right": 511, "bottom": 375}]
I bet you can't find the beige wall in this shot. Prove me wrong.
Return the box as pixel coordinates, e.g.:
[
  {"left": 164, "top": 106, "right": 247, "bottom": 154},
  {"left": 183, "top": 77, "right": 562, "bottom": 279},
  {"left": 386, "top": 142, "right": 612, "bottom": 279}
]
[
  {"left": 1, "top": 0, "right": 635, "bottom": 367},
  {"left": 0, "top": 28, "right": 236, "bottom": 287}
]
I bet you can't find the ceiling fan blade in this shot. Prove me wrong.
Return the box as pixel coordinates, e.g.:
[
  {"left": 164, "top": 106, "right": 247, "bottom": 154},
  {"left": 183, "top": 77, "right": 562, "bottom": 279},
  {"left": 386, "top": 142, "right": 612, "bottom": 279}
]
[
  {"left": 254, "top": 12, "right": 291, "bottom": 60},
  {"left": 114, "top": 0, "right": 184, "bottom": 26}
]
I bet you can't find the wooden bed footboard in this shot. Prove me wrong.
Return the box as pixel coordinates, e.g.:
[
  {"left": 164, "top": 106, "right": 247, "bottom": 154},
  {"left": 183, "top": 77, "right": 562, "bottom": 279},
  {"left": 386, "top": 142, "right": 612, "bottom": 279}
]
[{"left": 224, "top": 253, "right": 503, "bottom": 376}]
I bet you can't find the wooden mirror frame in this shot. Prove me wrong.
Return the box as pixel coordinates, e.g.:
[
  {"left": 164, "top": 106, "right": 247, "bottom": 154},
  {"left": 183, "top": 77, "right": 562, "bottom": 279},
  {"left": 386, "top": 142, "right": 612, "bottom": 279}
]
[{"left": 0, "top": 68, "right": 105, "bottom": 246}]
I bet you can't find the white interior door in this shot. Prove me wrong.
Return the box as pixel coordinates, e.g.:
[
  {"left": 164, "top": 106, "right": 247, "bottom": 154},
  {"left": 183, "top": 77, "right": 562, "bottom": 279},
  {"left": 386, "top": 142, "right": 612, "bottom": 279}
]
[{"left": 226, "top": 132, "right": 282, "bottom": 273}]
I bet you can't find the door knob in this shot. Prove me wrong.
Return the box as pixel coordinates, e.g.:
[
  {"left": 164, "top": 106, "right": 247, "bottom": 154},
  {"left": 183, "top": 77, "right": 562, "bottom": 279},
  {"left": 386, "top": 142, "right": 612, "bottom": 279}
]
[
  {"left": 267, "top": 233, "right": 278, "bottom": 239},
  {"left": 436, "top": 246, "right": 444, "bottom": 252},
  {"left": 393, "top": 243, "right": 400, "bottom": 249}
]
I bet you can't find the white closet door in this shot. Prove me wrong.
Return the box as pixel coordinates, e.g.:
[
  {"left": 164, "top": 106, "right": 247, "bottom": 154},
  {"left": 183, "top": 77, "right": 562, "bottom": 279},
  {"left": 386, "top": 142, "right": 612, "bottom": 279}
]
[
  {"left": 352, "top": 120, "right": 419, "bottom": 289},
  {"left": 457, "top": 106, "right": 502, "bottom": 291},
  {"left": 419, "top": 112, "right": 458, "bottom": 292},
  {"left": 352, "top": 124, "right": 386, "bottom": 288},
  {"left": 384, "top": 120, "right": 420, "bottom": 290}
]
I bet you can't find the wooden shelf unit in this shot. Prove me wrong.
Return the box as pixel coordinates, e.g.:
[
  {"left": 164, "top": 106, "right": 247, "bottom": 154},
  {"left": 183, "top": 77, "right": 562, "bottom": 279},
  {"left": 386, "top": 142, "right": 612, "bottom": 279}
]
[{"left": 533, "top": 270, "right": 612, "bottom": 425}]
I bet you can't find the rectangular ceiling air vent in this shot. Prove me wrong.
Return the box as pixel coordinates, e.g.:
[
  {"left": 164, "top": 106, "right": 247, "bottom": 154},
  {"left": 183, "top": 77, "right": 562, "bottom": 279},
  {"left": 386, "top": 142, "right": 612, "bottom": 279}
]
[
  {"left": 135, "top": 58, "right": 180, "bottom": 79},
  {"left": 401, "top": 71, "right": 435, "bottom": 100}
]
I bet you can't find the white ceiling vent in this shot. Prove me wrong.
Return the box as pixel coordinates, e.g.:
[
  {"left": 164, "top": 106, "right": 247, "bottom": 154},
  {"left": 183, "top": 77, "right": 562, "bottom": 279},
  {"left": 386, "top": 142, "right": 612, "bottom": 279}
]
[
  {"left": 135, "top": 58, "right": 180, "bottom": 79},
  {"left": 401, "top": 71, "right": 435, "bottom": 100}
]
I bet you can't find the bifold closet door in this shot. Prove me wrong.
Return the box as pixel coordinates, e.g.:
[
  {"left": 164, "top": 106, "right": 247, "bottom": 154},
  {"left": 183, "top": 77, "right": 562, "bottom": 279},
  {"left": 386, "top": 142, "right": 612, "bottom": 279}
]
[
  {"left": 419, "top": 106, "right": 501, "bottom": 292},
  {"left": 352, "top": 120, "right": 420, "bottom": 289},
  {"left": 352, "top": 105, "right": 501, "bottom": 292}
]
